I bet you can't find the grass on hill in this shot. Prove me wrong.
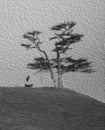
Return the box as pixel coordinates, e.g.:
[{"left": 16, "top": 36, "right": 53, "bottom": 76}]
[{"left": 0, "top": 87, "right": 105, "bottom": 130}]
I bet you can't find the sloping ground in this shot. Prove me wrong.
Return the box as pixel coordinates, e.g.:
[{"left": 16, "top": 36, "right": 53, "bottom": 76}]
[{"left": 0, "top": 87, "right": 105, "bottom": 130}]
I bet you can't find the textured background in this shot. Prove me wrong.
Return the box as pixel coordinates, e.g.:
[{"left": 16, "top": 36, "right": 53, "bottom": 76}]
[{"left": 0, "top": 0, "right": 105, "bottom": 102}]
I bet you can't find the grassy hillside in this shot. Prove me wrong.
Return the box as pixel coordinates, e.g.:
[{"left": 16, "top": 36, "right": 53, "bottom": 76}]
[{"left": 0, "top": 87, "right": 105, "bottom": 130}]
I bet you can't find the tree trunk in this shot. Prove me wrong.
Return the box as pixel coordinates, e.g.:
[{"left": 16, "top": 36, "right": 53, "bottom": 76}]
[
  {"left": 37, "top": 46, "right": 57, "bottom": 88},
  {"left": 57, "top": 51, "right": 64, "bottom": 88}
]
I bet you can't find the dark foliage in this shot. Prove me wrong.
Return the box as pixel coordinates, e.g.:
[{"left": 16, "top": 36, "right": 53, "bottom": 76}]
[
  {"left": 26, "top": 22, "right": 93, "bottom": 74},
  {"left": 21, "top": 21, "right": 94, "bottom": 87},
  {"left": 27, "top": 57, "right": 50, "bottom": 72}
]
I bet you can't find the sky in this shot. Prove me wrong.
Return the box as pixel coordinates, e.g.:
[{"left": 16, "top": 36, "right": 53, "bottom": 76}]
[{"left": 0, "top": 0, "right": 105, "bottom": 102}]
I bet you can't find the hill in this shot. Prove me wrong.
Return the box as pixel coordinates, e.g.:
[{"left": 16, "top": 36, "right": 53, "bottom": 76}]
[{"left": 0, "top": 87, "right": 105, "bottom": 130}]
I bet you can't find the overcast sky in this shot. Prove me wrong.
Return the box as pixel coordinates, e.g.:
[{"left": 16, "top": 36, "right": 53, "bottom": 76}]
[{"left": 0, "top": 0, "right": 105, "bottom": 102}]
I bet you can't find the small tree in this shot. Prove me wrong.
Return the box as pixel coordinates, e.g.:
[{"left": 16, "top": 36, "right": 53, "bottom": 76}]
[
  {"left": 21, "top": 31, "right": 57, "bottom": 87},
  {"left": 21, "top": 21, "right": 94, "bottom": 88}
]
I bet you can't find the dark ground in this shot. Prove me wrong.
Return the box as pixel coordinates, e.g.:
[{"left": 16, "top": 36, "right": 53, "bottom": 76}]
[{"left": 0, "top": 87, "right": 105, "bottom": 130}]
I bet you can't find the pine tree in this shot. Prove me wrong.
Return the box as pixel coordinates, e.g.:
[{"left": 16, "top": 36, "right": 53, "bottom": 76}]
[
  {"left": 21, "top": 31, "right": 57, "bottom": 87},
  {"left": 21, "top": 21, "right": 94, "bottom": 88}
]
